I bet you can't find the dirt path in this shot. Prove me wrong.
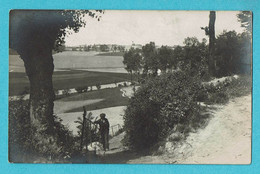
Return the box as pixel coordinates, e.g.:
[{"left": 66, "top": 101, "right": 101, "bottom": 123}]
[
  {"left": 172, "top": 94, "right": 251, "bottom": 164},
  {"left": 95, "top": 132, "right": 146, "bottom": 164},
  {"left": 101, "top": 94, "right": 251, "bottom": 164}
]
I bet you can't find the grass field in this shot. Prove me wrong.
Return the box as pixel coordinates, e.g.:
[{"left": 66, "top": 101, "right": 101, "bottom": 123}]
[
  {"left": 53, "top": 51, "right": 124, "bottom": 69},
  {"left": 9, "top": 51, "right": 126, "bottom": 72},
  {"left": 9, "top": 70, "right": 130, "bottom": 96},
  {"left": 9, "top": 51, "right": 130, "bottom": 96},
  {"left": 57, "top": 87, "right": 129, "bottom": 113}
]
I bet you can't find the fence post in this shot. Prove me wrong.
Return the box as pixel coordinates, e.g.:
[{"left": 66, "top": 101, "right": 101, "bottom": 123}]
[
  {"left": 111, "top": 126, "right": 114, "bottom": 137},
  {"left": 80, "top": 106, "right": 86, "bottom": 151}
]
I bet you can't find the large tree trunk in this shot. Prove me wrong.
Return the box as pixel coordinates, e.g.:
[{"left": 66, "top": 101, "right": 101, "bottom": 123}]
[
  {"left": 26, "top": 53, "right": 54, "bottom": 129},
  {"left": 20, "top": 45, "right": 58, "bottom": 158},
  {"left": 208, "top": 11, "right": 216, "bottom": 76}
]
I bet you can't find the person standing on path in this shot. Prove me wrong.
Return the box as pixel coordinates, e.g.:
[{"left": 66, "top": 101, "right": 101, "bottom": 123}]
[{"left": 94, "top": 113, "right": 110, "bottom": 151}]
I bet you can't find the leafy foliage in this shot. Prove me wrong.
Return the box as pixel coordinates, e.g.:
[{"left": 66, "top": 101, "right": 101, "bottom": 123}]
[
  {"left": 75, "top": 86, "right": 89, "bottom": 93},
  {"left": 123, "top": 71, "right": 201, "bottom": 150},
  {"left": 198, "top": 75, "right": 251, "bottom": 104},
  {"left": 100, "top": 44, "right": 109, "bottom": 52},
  {"left": 9, "top": 98, "right": 32, "bottom": 162},
  {"left": 124, "top": 38, "right": 209, "bottom": 79},
  {"left": 180, "top": 37, "right": 208, "bottom": 77},
  {"left": 215, "top": 30, "right": 251, "bottom": 76},
  {"left": 10, "top": 10, "right": 103, "bottom": 54},
  {"left": 9, "top": 97, "right": 77, "bottom": 162},
  {"left": 142, "top": 42, "right": 159, "bottom": 76},
  {"left": 62, "top": 89, "right": 71, "bottom": 96},
  {"left": 74, "top": 112, "right": 99, "bottom": 149},
  {"left": 96, "top": 82, "right": 101, "bottom": 90},
  {"left": 237, "top": 11, "right": 252, "bottom": 33},
  {"left": 157, "top": 46, "right": 175, "bottom": 71},
  {"left": 123, "top": 48, "right": 142, "bottom": 74}
]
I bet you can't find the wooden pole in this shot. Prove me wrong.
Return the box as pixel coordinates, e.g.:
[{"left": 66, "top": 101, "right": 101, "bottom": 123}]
[
  {"left": 208, "top": 11, "right": 216, "bottom": 76},
  {"left": 80, "top": 106, "right": 86, "bottom": 151}
]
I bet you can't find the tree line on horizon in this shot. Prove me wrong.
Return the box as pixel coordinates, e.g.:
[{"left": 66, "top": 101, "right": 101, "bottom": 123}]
[{"left": 123, "top": 31, "right": 251, "bottom": 81}]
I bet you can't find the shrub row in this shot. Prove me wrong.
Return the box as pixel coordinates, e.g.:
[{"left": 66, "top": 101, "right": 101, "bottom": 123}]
[{"left": 197, "top": 75, "right": 251, "bottom": 104}]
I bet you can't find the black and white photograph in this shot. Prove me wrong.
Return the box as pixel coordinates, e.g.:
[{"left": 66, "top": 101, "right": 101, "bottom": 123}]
[{"left": 9, "top": 10, "right": 252, "bottom": 164}]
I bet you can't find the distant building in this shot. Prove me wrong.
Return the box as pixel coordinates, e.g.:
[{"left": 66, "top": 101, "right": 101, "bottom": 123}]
[
  {"left": 132, "top": 44, "right": 142, "bottom": 49},
  {"left": 124, "top": 42, "right": 143, "bottom": 51}
]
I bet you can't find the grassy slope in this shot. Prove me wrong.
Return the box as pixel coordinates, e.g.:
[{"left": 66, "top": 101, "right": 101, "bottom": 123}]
[
  {"left": 58, "top": 88, "right": 129, "bottom": 112},
  {"left": 9, "top": 70, "right": 130, "bottom": 96}
]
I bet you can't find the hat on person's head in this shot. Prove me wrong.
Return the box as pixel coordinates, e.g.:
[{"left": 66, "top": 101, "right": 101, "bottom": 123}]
[{"left": 100, "top": 113, "right": 106, "bottom": 118}]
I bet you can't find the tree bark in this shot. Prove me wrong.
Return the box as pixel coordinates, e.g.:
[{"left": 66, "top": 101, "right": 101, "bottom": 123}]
[
  {"left": 209, "top": 11, "right": 216, "bottom": 76},
  {"left": 19, "top": 45, "right": 58, "bottom": 157},
  {"left": 23, "top": 50, "right": 54, "bottom": 125}
]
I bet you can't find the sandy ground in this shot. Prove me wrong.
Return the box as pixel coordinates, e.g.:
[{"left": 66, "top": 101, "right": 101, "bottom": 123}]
[
  {"left": 171, "top": 94, "right": 251, "bottom": 164},
  {"left": 57, "top": 106, "right": 126, "bottom": 135},
  {"left": 110, "top": 94, "right": 251, "bottom": 164}
]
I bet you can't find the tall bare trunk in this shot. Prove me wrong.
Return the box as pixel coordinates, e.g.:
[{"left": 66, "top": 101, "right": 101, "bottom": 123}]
[{"left": 209, "top": 11, "right": 216, "bottom": 76}]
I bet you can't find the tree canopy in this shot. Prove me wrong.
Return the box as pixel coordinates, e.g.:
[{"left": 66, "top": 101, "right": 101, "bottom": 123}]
[
  {"left": 10, "top": 10, "right": 103, "bottom": 55},
  {"left": 123, "top": 47, "right": 142, "bottom": 82},
  {"left": 142, "top": 42, "right": 159, "bottom": 76},
  {"left": 157, "top": 46, "right": 174, "bottom": 71},
  {"left": 215, "top": 30, "right": 251, "bottom": 76},
  {"left": 237, "top": 11, "right": 252, "bottom": 33}
]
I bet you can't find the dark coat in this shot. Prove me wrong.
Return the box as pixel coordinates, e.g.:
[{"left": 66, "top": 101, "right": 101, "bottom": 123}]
[{"left": 94, "top": 118, "right": 110, "bottom": 133}]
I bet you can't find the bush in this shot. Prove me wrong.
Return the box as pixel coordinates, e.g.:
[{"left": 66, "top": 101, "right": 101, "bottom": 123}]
[
  {"left": 198, "top": 83, "right": 229, "bottom": 104},
  {"left": 114, "top": 80, "right": 118, "bottom": 87},
  {"left": 62, "top": 89, "right": 71, "bottom": 96},
  {"left": 225, "top": 75, "right": 251, "bottom": 97},
  {"left": 74, "top": 112, "right": 99, "bottom": 149},
  {"left": 123, "top": 71, "right": 201, "bottom": 150},
  {"left": 75, "top": 86, "right": 88, "bottom": 93},
  {"left": 9, "top": 98, "right": 32, "bottom": 162},
  {"left": 198, "top": 75, "right": 251, "bottom": 104},
  {"left": 131, "top": 81, "right": 136, "bottom": 86},
  {"left": 54, "top": 88, "right": 60, "bottom": 96},
  {"left": 96, "top": 82, "right": 101, "bottom": 90},
  {"left": 9, "top": 97, "right": 78, "bottom": 162}
]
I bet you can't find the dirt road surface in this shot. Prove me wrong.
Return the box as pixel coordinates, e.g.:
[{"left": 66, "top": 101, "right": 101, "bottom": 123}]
[
  {"left": 172, "top": 94, "right": 251, "bottom": 164},
  {"left": 101, "top": 94, "right": 251, "bottom": 164}
]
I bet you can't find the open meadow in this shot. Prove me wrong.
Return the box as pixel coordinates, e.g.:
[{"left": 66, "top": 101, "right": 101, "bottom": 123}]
[{"left": 9, "top": 51, "right": 129, "bottom": 96}]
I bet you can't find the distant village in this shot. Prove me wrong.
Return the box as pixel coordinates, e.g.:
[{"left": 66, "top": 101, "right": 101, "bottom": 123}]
[{"left": 63, "top": 42, "right": 177, "bottom": 52}]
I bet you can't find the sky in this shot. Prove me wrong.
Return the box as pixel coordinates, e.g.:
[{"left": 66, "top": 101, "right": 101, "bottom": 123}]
[{"left": 65, "top": 10, "right": 244, "bottom": 47}]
